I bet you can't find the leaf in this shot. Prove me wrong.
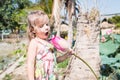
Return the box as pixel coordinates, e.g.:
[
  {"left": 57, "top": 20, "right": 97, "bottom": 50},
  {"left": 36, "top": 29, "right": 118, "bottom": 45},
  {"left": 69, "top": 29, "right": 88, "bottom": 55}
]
[
  {"left": 115, "top": 54, "right": 120, "bottom": 60},
  {"left": 112, "top": 34, "right": 120, "bottom": 43},
  {"left": 101, "top": 56, "right": 118, "bottom": 65},
  {"left": 112, "top": 63, "right": 120, "bottom": 68},
  {"left": 100, "top": 40, "right": 119, "bottom": 55}
]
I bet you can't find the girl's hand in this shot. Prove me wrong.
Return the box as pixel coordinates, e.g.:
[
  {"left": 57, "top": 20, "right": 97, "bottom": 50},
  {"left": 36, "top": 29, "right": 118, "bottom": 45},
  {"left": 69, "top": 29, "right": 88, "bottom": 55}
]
[
  {"left": 67, "top": 49, "right": 74, "bottom": 55},
  {"left": 56, "top": 48, "right": 74, "bottom": 63}
]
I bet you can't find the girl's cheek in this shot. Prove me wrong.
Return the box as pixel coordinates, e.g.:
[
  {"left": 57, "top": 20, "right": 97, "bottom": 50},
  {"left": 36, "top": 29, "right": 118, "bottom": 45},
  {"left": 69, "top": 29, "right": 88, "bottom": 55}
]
[{"left": 40, "top": 28, "right": 45, "bottom": 32}]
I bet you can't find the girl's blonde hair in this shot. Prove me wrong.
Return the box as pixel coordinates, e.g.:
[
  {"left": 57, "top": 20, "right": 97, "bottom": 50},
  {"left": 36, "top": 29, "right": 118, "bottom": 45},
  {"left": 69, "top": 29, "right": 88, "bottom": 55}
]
[{"left": 27, "top": 10, "right": 49, "bottom": 40}]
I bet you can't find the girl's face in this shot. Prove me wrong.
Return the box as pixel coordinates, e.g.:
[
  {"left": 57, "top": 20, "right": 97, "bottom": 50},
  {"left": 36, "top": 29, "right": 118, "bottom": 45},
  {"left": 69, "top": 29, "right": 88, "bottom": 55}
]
[{"left": 35, "top": 23, "right": 50, "bottom": 40}]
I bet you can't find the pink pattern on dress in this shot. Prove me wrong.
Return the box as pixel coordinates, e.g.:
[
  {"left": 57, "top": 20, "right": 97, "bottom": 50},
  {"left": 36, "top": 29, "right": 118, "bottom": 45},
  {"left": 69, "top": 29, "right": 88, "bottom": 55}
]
[{"left": 34, "top": 38, "right": 56, "bottom": 80}]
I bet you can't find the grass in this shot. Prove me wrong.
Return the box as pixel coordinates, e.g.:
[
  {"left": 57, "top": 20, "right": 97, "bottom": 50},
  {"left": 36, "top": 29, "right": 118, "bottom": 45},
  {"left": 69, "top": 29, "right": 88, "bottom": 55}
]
[{"left": 57, "top": 58, "right": 69, "bottom": 68}]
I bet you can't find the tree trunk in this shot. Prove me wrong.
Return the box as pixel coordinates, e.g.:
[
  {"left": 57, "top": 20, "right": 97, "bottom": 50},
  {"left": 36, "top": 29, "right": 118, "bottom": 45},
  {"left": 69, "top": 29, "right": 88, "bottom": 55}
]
[
  {"left": 67, "top": 18, "right": 73, "bottom": 47},
  {"left": 51, "top": 0, "right": 63, "bottom": 36},
  {"left": 67, "top": 0, "right": 75, "bottom": 47},
  {"left": 64, "top": 12, "right": 101, "bottom": 80}
]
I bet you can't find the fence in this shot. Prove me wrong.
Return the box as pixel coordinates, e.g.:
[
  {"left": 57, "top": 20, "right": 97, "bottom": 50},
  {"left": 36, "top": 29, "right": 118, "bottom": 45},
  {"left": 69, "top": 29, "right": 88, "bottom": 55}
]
[{"left": 0, "top": 29, "right": 11, "bottom": 40}]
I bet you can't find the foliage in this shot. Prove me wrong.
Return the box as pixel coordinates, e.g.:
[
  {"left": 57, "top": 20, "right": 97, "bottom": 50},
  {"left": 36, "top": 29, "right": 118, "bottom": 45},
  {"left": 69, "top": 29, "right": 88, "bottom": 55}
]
[
  {"left": 3, "top": 74, "right": 12, "bottom": 80},
  {"left": 12, "top": 43, "right": 27, "bottom": 57},
  {"left": 60, "top": 31, "right": 68, "bottom": 39},
  {"left": 0, "top": 43, "right": 27, "bottom": 74},
  {"left": 57, "top": 58, "right": 69, "bottom": 68},
  {"left": 29, "top": 0, "right": 53, "bottom": 16},
  {"left": 0, "top": 0, "right": 54, "bottom": 33},
  {"left": 100, "top": 33, "right": 120, "bottom": 79},
  {"left": 0, "top": 56, "right": 17, "bottom": 74},
  {"left": 0, "top": 0, "right": 32, "bottom": 32},
  {"left": 108, "top": 15, "right": 120, "bottom": 28},
  {"left": 116, "top": 23, "right": 120, "bottom": 28},
  {"left": 107, "top": 71, "right": 120, "bottom": 80}
]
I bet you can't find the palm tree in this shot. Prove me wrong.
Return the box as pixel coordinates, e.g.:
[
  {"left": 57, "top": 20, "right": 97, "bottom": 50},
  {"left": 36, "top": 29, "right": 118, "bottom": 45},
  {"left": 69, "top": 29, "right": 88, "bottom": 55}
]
[
  {"left": 64, "top": 8, "right": 101, "bottom": 80},
  {"left": 65, "top": 0, "right": 75, "bottom": 47},
  {"left": 50, "top": 0, "right": 63, "bottom": 36}
]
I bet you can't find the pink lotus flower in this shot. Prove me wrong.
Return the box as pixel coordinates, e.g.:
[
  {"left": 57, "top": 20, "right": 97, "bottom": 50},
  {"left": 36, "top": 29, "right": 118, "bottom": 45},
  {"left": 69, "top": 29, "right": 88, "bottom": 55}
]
[
  {"left": 106, "top": 29, "right": 112, "bottom": 35},
  {"left": 101, "top": 36, "right": 106, "bottom": 42},
  {"left": 50, "top": 35, "right": 70, "bottom": 53}
]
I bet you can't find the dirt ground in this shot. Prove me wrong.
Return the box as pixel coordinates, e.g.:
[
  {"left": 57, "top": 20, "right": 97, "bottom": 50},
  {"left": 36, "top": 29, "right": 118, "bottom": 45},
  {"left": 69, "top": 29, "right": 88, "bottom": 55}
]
[
  {"left": 0, "top": 38, "right": 28, "bottom": 56},
  {"left": 0, "top": 37, "right": 28, "bottom": 80}
]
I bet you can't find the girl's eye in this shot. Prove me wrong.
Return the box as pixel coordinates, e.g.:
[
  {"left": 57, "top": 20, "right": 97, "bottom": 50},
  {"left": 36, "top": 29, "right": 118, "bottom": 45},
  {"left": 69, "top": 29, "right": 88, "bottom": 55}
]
[
  {"left": 46, "top": 24, "right": 48, "bottom": 26},
  {"left": 40, "top": 26, "right": 43, "bottom": 28},
  {"left": 38, "top": 24, "right": 49, "bottom": 28}
]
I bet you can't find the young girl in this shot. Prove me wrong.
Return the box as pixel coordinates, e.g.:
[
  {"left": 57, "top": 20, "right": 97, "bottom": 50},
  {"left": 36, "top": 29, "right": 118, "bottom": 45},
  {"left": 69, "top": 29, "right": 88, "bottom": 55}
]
[{"left": 27, "top": 10, "right": 72, "bottom": 80}]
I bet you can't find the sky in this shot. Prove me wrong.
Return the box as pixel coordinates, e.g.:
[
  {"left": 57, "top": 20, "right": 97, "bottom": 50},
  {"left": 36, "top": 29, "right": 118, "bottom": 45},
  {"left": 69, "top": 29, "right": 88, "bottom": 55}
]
[
  {"left": 30, "top": 0, "right": 120, "bottom": 15},
  {"left": 86, "top": 0, "right": 120, "bottom": 15}
]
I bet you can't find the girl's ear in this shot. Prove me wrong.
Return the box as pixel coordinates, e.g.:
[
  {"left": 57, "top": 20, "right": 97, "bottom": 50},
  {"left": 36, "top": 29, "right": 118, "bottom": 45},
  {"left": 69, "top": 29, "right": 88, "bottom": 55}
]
[
  {"left": 33, "top": 26, "right": 37, "bottom": 33},
  {"left": 32, "top": 30, "right": 36, "bottom": 34}
]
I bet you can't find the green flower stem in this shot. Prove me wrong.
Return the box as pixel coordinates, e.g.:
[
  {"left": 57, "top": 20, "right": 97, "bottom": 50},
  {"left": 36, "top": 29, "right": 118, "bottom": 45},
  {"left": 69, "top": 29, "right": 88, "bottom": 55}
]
[{"left": 72, "top": 53, "right": 98, "bottom": 80}]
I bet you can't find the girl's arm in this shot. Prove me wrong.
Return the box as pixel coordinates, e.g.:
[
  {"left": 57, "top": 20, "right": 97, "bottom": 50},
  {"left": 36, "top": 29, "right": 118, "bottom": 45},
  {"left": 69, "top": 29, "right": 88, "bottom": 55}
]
[
  {"left": 27, "top": 40, "right": 37, "bottom": 80},
  {"left": 56, "top": 50, "right": 72, "bottom": 63}
]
